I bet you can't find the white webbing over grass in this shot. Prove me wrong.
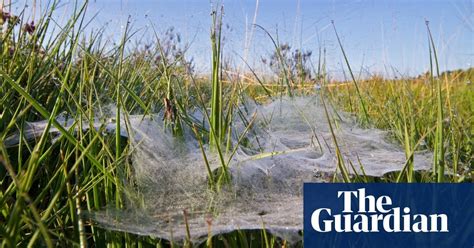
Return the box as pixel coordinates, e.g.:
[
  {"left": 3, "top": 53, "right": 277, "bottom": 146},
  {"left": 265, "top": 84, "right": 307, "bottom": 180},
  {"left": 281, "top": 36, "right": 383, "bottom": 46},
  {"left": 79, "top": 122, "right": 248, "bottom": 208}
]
[{"left": 6, "top": 96, "right": 432, "bottom": 243}]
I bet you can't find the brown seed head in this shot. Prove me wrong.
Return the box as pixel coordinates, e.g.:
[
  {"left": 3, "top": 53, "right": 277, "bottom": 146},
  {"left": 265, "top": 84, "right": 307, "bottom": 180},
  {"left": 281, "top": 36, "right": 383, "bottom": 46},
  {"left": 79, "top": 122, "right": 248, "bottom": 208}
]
[{"left": 24, "top": 21, "right": 35, "bottom": 34}]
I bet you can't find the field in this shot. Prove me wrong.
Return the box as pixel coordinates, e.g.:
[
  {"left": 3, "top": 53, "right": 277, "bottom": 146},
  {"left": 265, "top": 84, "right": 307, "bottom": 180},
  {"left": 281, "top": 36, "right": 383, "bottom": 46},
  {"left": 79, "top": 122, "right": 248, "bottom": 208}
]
[{"left": 0, "top": 2, "right": 472, "bottom": 247}]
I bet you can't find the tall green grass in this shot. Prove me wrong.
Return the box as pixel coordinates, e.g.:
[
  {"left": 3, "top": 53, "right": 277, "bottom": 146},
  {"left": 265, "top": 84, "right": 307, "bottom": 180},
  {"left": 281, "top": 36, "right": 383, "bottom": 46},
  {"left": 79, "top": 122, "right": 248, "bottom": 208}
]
[
  {"left": 0, "top": 1, "right": 472, "bottom": 247},
  {"left": 209, "top": 6, "right": 224, "bottom": 148},
  {"left": 425, "top": 21, "right": 445, "bottom": 182},
  {"left": 331, "top": 21, "right": 370, "bottom": 125},
  {"left": 325, "top": 64, "right": 473, "bottom": 183}
]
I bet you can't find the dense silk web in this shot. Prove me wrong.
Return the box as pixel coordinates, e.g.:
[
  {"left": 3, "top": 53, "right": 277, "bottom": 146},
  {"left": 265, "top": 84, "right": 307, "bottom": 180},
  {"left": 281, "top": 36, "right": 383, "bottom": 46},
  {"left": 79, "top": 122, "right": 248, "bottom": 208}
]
[{"left": 6, "top": 97, "right": 432, "bottom": 244}]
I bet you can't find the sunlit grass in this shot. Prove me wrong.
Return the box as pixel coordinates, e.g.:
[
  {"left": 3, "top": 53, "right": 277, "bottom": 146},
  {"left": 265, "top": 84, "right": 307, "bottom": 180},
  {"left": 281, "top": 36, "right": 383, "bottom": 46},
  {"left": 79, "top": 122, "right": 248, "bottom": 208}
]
[
  {"left": 326, "top": 70, "right": 473, "bottom": 182},
  {"left": 0, "top": 1, "right": 472, "bottom": 247}
]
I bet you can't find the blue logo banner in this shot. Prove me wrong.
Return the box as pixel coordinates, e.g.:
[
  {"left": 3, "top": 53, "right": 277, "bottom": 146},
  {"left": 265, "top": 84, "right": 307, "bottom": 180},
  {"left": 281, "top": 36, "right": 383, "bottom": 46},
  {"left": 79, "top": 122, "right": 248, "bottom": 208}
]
[{"left": 303, "top": 183, "right": 473, "bottom": 247}]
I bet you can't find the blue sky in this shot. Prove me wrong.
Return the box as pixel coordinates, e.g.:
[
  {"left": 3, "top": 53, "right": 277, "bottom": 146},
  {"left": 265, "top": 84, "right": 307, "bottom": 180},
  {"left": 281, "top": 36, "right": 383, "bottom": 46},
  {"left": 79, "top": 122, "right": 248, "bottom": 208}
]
[{"left": 10, "top": 0, "right": 473, "bottom": 78}]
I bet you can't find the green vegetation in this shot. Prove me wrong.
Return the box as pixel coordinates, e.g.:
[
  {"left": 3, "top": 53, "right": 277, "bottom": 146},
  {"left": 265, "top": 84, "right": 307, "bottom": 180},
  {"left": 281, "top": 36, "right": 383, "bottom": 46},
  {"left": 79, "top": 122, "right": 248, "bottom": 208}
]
[
  {"left": 0, "top": 1, "right": 472, "bottom": 247},
  {"left": 326, "top": 67, "right": 473, "bottom": 183}
]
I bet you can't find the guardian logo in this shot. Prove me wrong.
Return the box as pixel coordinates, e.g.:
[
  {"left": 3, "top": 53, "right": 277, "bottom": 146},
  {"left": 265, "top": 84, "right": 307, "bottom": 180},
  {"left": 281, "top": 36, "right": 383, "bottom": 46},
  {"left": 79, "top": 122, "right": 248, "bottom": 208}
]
[
  {"left": 303, "top": 183, "right": 473, "bottom": 247},
  {"left": 311, "top": 188, "right": 448, "bottom": 233}
]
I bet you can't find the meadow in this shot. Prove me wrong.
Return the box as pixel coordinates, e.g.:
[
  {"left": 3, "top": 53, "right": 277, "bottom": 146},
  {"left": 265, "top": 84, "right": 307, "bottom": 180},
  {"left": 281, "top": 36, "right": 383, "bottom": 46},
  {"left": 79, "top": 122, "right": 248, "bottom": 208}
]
[{"left": 0, "top": 2, "right": 472, "bottom": 247}]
